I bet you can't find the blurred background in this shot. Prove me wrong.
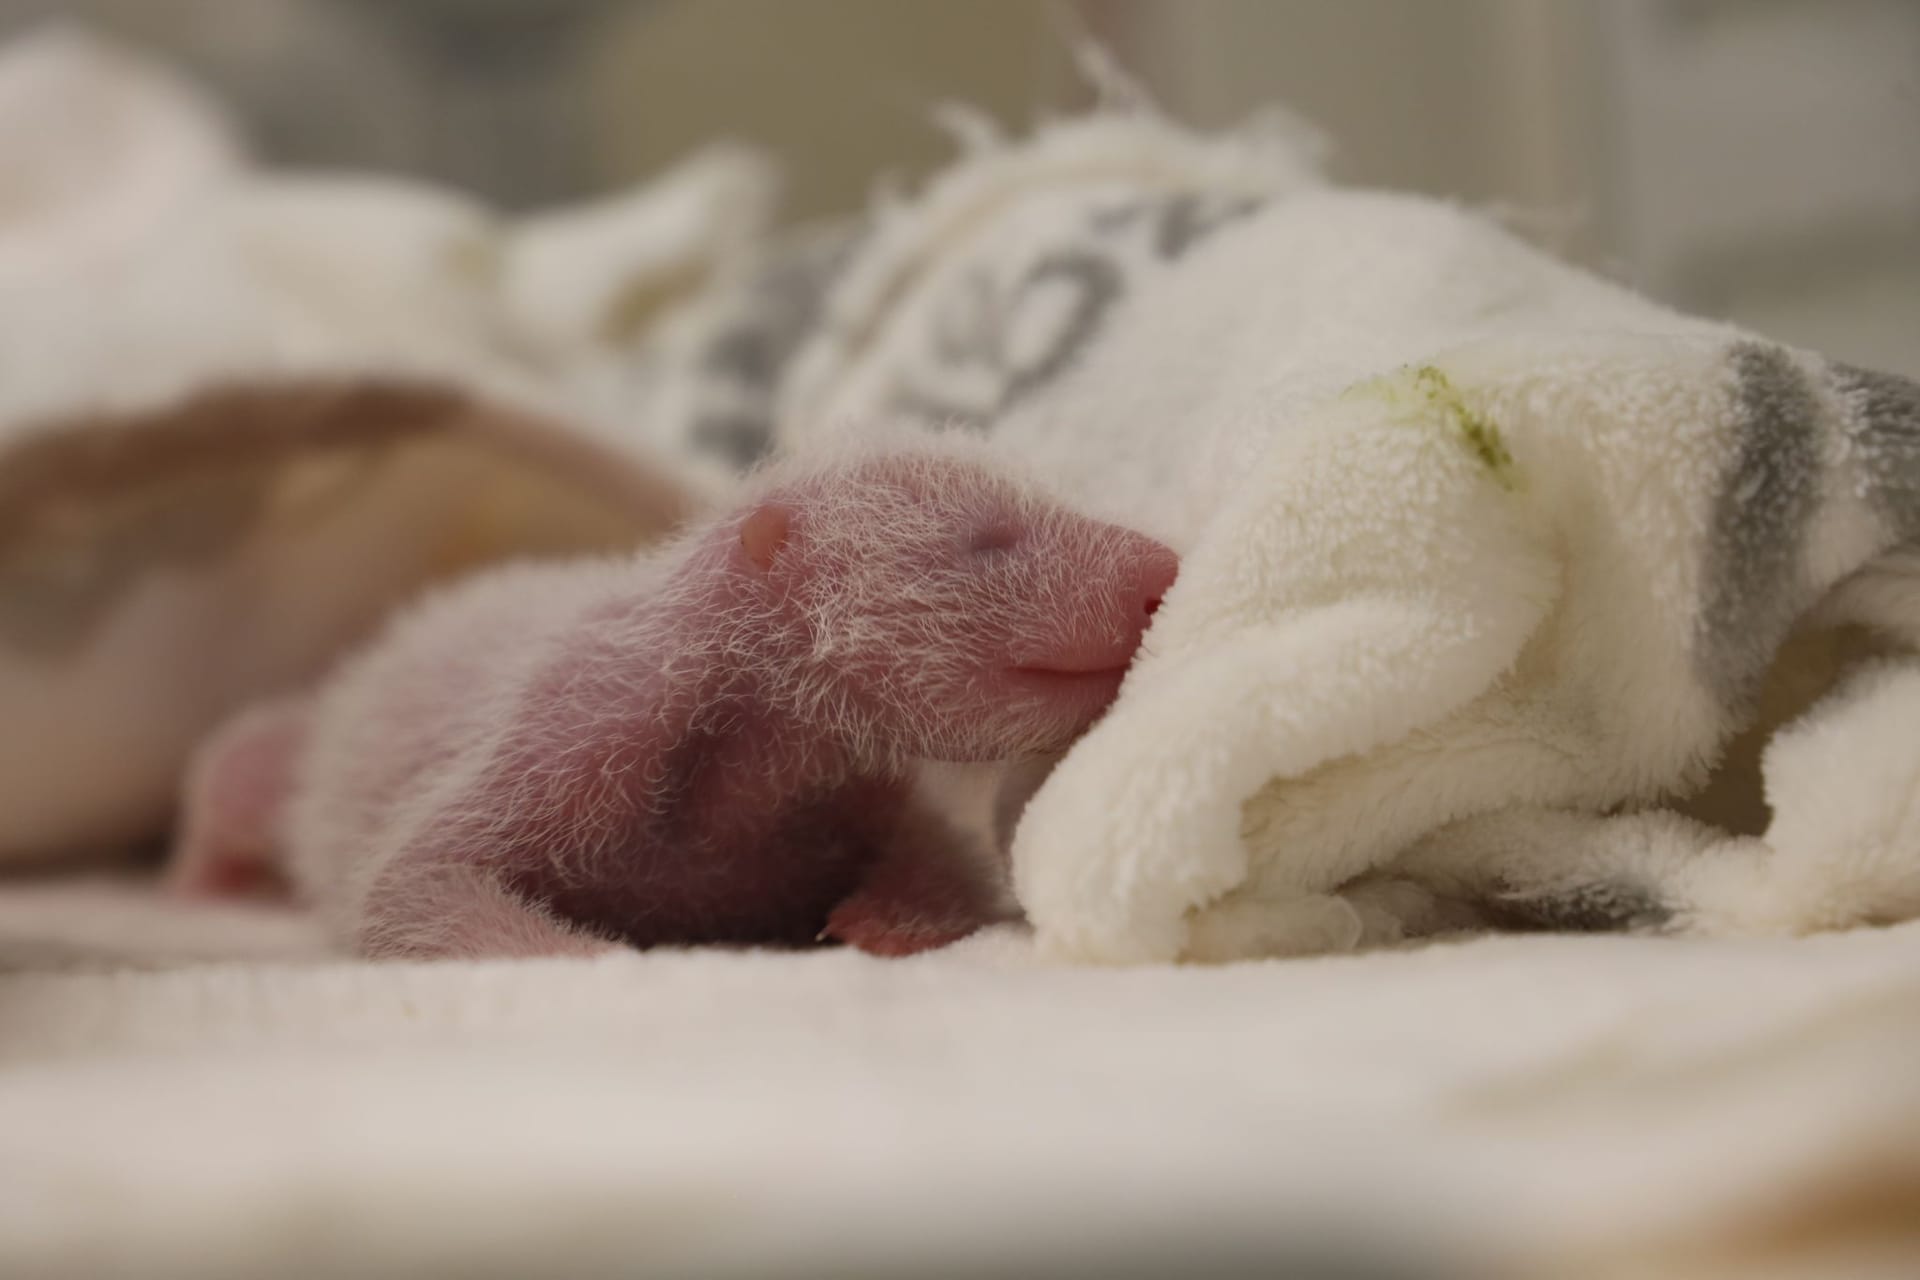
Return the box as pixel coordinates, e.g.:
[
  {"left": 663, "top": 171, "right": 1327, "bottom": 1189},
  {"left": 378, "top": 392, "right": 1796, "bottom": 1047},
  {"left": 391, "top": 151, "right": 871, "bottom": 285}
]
[{"left": 3, "top": 0, "right": 1916, "bottom": 374}]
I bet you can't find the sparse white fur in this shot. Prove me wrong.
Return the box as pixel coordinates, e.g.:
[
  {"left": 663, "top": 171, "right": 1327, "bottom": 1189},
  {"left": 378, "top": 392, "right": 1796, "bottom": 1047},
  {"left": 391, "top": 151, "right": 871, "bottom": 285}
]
[{"left": 278, "top": 431, "right": 1169, "bottom": 957}]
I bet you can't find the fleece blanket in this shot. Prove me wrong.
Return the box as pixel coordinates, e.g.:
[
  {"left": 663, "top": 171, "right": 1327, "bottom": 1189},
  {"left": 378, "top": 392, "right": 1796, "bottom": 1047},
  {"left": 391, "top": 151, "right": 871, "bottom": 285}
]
[
  {"left": 767, "top": 106, "right": 1920, "bottom": 964},
  {"left": 6, "top": 33, "right": 1920, "bottom": 1280},
  {"left": 5, "top": 884, "right": 1920, "bottom": 1280}
]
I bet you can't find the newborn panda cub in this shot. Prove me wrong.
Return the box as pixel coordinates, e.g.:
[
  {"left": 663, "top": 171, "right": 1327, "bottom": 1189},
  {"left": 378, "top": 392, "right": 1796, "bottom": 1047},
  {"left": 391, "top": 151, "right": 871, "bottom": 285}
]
[{"left": 169, "top": 445, "right": 1179, "bottom": 960}]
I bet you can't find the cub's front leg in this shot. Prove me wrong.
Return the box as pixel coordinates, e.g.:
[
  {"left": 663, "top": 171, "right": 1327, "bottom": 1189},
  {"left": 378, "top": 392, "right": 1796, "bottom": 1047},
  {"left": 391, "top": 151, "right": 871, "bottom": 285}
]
[{"left": 823, "top": 781, "right": 1011, "bottom": 957}]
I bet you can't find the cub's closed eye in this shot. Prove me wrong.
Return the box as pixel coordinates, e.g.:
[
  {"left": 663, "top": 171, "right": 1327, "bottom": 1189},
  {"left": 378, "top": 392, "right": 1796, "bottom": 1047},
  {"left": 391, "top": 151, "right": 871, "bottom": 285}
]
[{"left": 968, "top": 524, "right": 1023, "bottom": 555}]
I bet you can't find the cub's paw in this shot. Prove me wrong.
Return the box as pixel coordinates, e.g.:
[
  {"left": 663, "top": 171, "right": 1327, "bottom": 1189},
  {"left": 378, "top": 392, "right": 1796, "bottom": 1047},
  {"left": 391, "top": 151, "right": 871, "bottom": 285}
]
[{"left": 821, "top": 896, "right": 982, "bottom": 958}]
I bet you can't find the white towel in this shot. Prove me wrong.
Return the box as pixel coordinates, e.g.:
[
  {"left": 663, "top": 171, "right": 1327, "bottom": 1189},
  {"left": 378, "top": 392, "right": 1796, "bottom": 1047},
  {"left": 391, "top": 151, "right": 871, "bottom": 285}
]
[
  {"left": 771, "top": 107, "right": 1920, "bottom": 963},
  {"left": 0, "top": 23, "right": 779, "bottom": 446}
]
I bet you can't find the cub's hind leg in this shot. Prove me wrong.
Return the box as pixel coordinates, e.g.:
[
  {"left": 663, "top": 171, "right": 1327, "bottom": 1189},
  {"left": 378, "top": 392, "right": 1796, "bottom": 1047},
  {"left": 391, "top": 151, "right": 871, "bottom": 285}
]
[{"left": 167, "top": 697, "right": 311, "bottom": 900}]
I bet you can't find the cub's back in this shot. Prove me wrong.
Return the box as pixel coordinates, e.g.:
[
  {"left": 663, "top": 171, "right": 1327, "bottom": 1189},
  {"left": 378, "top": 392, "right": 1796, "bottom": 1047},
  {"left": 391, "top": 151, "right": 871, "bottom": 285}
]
[{"left": 282, "top": 556, "right": 650, "bottom": 922}]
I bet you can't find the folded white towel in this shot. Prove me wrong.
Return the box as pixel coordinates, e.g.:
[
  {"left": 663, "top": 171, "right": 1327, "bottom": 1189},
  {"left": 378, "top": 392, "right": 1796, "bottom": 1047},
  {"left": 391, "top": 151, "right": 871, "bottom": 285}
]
[{"left": 774, "top": 108, "right": 1920, "bottom": 963}]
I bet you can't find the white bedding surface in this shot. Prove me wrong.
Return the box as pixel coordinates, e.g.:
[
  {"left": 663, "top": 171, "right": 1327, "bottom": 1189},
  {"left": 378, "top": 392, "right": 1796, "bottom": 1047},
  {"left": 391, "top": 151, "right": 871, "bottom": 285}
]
[{"left": 3, "top": 880, "right": 1918, "bottom": 1279}]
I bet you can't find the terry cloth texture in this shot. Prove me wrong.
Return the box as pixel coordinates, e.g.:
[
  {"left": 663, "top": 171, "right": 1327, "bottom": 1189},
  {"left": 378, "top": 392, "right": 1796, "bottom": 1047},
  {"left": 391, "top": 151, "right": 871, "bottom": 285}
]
[{"left": 764, "top": 107, "right": 1920, "bottom": 965}]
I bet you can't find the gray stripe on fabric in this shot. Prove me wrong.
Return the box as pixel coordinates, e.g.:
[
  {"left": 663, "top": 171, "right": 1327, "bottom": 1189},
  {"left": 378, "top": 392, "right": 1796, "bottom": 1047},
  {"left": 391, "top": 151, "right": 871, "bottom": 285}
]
[
  {"left": 1696, "top": 343, "right": 1824, "bottom": 712},
  {"left": 1835, "top": 362, "right": 1920, "bottom": 539},
  {"left": 1486, "top": 879, "right": 1672, "bottom": 934}
]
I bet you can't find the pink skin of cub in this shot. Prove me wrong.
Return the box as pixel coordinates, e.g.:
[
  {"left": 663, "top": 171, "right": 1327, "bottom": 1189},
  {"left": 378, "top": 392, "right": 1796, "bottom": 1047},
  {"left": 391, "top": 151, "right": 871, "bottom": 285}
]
[
  {"left": 168, "top": 447, "right": 1179, "bottom": 960},
  {"left": 165, "top": 698, "right": 307, "bottom": 901}
]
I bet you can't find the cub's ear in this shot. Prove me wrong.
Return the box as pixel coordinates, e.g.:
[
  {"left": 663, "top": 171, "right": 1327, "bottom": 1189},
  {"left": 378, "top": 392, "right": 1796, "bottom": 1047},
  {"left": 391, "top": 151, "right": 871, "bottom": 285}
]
[{"left": 739, "top": 502, "right": 793, "bottom": 571}]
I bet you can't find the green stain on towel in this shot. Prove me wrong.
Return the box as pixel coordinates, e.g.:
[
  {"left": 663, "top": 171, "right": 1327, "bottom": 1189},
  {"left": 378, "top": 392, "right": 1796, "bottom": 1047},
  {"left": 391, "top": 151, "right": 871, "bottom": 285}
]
[
  {"left": 1412, "top": 364, "right": 1516, "bottom": 488},
  {"left": 1348, "top": 363, "right": 1518, "bottom": 490}
]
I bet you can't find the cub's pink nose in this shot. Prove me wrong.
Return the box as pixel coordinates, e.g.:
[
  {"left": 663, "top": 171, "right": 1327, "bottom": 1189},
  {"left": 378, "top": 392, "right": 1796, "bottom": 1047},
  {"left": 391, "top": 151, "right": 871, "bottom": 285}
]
[
  {"left": 1133, "top": 545, "right": 1180, "bottom": 629},
  {"left": 1006, "top": 537, "right": 1180, "bottom": 678}
]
